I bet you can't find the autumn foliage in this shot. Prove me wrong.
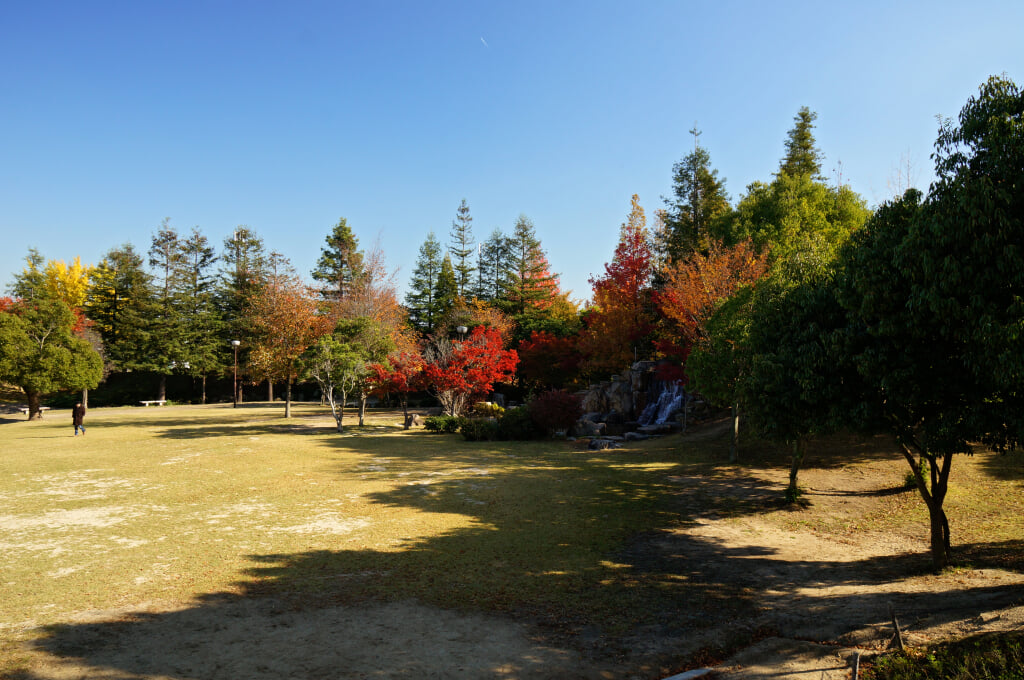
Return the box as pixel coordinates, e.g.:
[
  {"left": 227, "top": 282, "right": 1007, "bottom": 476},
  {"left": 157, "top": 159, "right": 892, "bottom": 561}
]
[
  {"left": 579, "top": 194, "right": 656, "bottom": 376},
  {"left": 246, "top": 274, "right": 330, "bottom": 411},
  {"left": 516, "top": 330, "right": 582, "bottom": 389},
  {"left": 422, "top": 325, "right": 518, "bottom": 416},
  {"left": 657, "top": 237, "right": 769, "bottom": 345}
]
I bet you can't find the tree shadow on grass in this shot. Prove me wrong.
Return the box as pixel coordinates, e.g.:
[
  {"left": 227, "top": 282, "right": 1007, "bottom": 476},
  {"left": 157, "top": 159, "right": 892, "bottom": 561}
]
[{"left": 14, "top": 435, "right": 1024, "bottom": 680}]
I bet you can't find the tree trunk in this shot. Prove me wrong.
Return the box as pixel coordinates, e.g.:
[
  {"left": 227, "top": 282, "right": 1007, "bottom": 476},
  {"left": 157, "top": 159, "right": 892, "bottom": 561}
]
[
  {"left": 158, "top": 374, "right": 167, "bottom": 402},
  {"left": 899, "top": 443, "right": 953, "bottom": 570},
  {"left": 285, "top": 379, "right": 292, "bottom": 418},
  {"left": 358, "top": 391, "right": 367, "bottom": 426},
  {"left": 238, "top": 381, "right": 244, "bottom": 404},
  {"left": 335, "top": 389, "right": 347, "bottom": 433},
  {"left": 267, "top": 379, "right": 273, "bottom": 403},
  {"left": 402, "top": 398, "right": 410, "bottom": 430},
  {"left": 788, "top": 439, "right": 805, "bottom": 496},
  {"left": 81, "top": 388, "right": 89, "bottom": 409},
  {"left": 729, "top": 403, "right": 740, "bottom": 462},
  {"left": 26, "top": 389, "right": 43, "bottom": 420},
  {"left": 200, "top": 375, "right": 207, "bottom": 404}
]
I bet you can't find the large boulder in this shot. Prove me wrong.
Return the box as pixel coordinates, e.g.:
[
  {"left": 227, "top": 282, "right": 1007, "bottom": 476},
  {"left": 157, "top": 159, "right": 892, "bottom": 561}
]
[{"left": 573, "top": 419, "right": 606, "bottom": 437}]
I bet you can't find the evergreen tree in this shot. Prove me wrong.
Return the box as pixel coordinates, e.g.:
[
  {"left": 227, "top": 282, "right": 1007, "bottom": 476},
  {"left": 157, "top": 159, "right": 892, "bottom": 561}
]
[
  {"left": 148, "top": 222, "right": 188, "bottom": 399},
  {"left": 475, "top": 228, "right": 511, "bottom": 301},
  {"left": 449, "top": 199, "right": 475, "bottom": 298},
  {"left": 217, "top": 226, "right": 269, "bottom": 399},
  {"left": 434, "top": 254, "right": 459, "bottom": 324},
  {"left": 312, "top": 217, "right": 364, "bottom": 301},
  {"left": 88, "top": 244, "right": 158, "bottom": 373},
  {"left": 660, "top": 127, "right": 732, "bottom": 264},
  {"left": 500, "top": 215, "right": 559, "bottom": 319},
  {"left": 8, "top": 248, "right": 47, "bottom": 301},
  {"left": 405, "top": 232, "right": 445, "bottom": 334},
  {"left": 178, "top": 228, "right": 223, "bottom": 402},
  {"left": 778, "top": 106, "right": 824, "bottom": 179},
  {"left": 730, "top": 109, "right": 869, "bottom": 267}
]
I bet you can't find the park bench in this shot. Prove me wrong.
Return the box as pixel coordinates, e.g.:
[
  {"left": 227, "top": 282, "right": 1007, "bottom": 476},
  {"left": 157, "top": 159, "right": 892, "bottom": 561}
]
[
  {"left": 17, "top": 406, "right": 51, "bottom": 415},
  {"left": 139, "top": 400, "right": 167, "bottom": 407}
]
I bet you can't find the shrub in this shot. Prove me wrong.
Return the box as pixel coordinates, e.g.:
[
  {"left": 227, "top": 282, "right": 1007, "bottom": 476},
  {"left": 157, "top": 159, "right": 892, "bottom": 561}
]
[
  {"left": 497, "top": 406, "right": 545, "bottom": 441},
  {"left": 459, "top": 418, "right": 500, "bottom": 442},
  {"left": 423, "top": 415, "right": 463, "bottom": 433},
  {"left": 527, "top": 389, "right": 583, "bottom": 436},
  {"left": 471, "top": 401, "right": 505, "bottom": 418}
]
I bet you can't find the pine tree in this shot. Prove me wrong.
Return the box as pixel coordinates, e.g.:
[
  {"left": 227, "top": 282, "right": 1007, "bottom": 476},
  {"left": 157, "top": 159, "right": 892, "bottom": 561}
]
[
  {"left": 449, "top": 199, "right": 475, "bottom": 298},
  {"left": 434, "top": 254, "right": 459, "bottom": 324},
  {"left": 405, "top": 232, "right": 445, "bottom": 334},
  {"left": 148, "top": 221, "right": 189, "bottom": 400},
  {"left": 178, "top": 228, "right": 223, "bottom": 402},
  {"left": 778, "top": 107, "right": 824, "bottom": 179},
  {"left": 500, "top": 215, "right": 559, "bottom": 318},
  {"left": 660, "top": 127, "right": 731, "bottom": 265},
  {"left": 8, "top": 249, "right": 47, "bottom": 301},
  {"left": 475, "top": 229, "right": 510, "bottom": 301},
  {"left": 88, "top": 244, "right": 158, "bottom": 373},
  {"left": 312, "top": 218, "right": 364, "bottom": 301},
  {"left": 217, "top": 226, "right": 270, "bottom": 402}
]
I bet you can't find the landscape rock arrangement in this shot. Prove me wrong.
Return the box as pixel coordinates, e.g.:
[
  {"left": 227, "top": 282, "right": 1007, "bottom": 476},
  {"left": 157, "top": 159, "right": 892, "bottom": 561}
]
[{"left": 573, "top": 362, "right": 710, "bottom": 448}]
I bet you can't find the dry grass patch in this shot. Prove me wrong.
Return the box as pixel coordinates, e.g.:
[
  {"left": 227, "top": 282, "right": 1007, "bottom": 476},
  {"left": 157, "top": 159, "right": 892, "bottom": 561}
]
[{"left": 1, "top": 407, "right": 1022, "bottom": 678}]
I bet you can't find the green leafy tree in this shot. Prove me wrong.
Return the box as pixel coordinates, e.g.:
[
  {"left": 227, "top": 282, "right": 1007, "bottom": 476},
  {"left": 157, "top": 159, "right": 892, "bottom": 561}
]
[
  {"left": 659, "top": 127, "right": 732, "bottom": 264},
  {"left": 405, "top": 232, "right": 445, "bottom": 334},
  {"left": 687, "top": 285, "right": 757, "bottom": 462},
  {"left": 312, "top": 217, "right": 364, "bottom": 301},
  {"left": 304, "top": 328, "right": 370, "bottom": 433},
  {"left": 738, "top": 270, "right": 853, "bottom": 497},
  {"left": 449, "top": 199, "right": 476, "bottom": 298},
  {"left": 0, "top": 297, "right": 103, "bottom": 419},
  {"left": 831, "top": 76, "right": 1024, "bottom": 569}
]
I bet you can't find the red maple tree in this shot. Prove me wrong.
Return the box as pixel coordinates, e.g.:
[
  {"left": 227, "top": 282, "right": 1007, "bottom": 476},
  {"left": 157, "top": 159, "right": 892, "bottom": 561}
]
[
  {"left": 368, "top": 350, "right": 425, "bottom": 428},
  {"left": 516, "top": 330, "right": 583, "bottom": 389},
  {"left": 579, "top": 194, "right": 656, "bottom": 376},
  {"left": 422, "top": 326, "right": 518, "bottom": 416}
]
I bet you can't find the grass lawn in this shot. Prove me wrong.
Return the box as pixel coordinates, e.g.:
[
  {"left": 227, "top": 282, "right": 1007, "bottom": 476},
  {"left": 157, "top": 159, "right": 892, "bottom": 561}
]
[{"left": 1, "top": 403, "right": 1022, "bottom": 677}]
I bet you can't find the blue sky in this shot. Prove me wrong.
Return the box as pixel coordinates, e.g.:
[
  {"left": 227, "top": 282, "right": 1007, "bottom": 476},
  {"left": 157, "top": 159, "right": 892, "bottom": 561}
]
[{"left": 1, "top": 1, "right": 1021, "bottom": 301}]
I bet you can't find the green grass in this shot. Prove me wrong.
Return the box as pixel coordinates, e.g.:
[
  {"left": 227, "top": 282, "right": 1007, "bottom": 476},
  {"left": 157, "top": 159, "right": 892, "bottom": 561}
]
[
  {"left": 1, "top": 405, "right": 1022, "bottom": 676},
  {"left": 864, "top": 632, "right": 1024, "bottom": 679}
]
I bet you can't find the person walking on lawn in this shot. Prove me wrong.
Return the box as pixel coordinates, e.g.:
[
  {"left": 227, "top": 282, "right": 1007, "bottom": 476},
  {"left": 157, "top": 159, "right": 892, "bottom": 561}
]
[{"left": 72, "top": 402, "right": 86, "bottom": 436}]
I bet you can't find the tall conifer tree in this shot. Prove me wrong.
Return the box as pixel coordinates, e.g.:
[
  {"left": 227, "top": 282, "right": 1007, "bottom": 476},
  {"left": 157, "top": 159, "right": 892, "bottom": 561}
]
[
  {"left": 312, "top": 218, "right": 364, "bottom": 301},
  {"left": 660, "top": 127, "right": 731, "bottom": 265},
  {"left": 405, "top": 232, "right": 445, "bottom": 334},
  {"left": 449, "top": 199, "right": 475, "bottom": 298}
]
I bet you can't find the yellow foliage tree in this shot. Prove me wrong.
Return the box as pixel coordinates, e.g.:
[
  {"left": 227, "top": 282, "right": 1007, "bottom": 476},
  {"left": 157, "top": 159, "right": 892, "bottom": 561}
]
[{"left": 43, "top": 257, "right": 93, "bottom": 309}]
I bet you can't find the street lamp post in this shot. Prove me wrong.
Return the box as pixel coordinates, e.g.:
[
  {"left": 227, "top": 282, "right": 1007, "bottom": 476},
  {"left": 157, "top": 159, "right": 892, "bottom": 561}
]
[
  {"left": 231, "top": 340, "right": 241, "bottom": 408},
  {"left": 455, "top": 325, "right": 468, "bottom": 340}
]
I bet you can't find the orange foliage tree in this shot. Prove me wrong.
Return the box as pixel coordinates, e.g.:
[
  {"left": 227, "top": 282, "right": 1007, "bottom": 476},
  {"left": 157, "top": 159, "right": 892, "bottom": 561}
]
[
  {"left": 656, "top": 237, "right": 770, "bottom": 347},
  {"left": 246, "top": 268, "right": 329, "bottom": 417}
]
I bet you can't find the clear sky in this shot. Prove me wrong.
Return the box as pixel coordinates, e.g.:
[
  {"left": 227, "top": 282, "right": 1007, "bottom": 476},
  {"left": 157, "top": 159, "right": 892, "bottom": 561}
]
[{"left": 1, "top": 1, "right": 1021, "bottom": 301}]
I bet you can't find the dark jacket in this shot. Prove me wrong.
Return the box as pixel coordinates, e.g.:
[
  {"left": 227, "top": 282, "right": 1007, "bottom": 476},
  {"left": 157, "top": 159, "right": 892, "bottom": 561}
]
[{"left": 72, "top": 405, "right": 86, "bottom": 426}]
